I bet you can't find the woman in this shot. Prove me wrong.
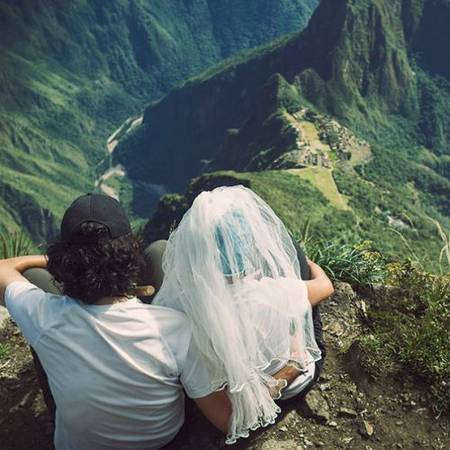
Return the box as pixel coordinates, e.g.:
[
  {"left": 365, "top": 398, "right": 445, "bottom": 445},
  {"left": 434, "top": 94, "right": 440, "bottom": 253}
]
[{"left": 153, "top": 185, "right": 333, "bottom": 444}]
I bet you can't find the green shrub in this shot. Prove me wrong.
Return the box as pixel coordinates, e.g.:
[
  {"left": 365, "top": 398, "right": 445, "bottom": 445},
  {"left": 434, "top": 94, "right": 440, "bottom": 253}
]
[
  {"left": 300, "top": 239, "right": 387, "bottom": 285},
  {"left": 0, "top": 343, "right": 12, "bottom": 361},
  {"left": 363, "top": 262, "right": 450, "bottom": 413}
]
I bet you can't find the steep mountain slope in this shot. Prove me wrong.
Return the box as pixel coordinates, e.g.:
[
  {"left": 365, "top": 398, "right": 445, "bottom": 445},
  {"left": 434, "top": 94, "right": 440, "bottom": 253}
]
[
  {"left": 0, "top": 0, "right": 318, "bottom": 241},
  {"left": 116, "top": 0, "right": 450, "bottom": 265}
]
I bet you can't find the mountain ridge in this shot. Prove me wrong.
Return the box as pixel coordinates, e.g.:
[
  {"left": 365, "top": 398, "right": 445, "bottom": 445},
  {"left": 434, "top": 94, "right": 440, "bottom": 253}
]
[{"left": 115, "top": 0, "right": 450, "bottom": 265}]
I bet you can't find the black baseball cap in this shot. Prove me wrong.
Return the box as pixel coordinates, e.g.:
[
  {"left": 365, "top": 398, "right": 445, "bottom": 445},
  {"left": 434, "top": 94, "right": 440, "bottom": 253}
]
[{"left": 61, "top": 193, "right": 131, "bottom": 243}]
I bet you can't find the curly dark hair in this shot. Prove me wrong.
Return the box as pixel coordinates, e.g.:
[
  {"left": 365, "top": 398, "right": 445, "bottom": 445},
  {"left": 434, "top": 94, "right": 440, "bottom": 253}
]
[{"left": 47, "top": 222, "right": 143, "bottom": 304}]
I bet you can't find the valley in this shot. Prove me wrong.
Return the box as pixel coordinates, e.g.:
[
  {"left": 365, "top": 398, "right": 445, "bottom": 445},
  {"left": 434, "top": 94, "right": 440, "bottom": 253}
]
[{"left": 0, "top": 0, "right": 319, "bottom": 242}]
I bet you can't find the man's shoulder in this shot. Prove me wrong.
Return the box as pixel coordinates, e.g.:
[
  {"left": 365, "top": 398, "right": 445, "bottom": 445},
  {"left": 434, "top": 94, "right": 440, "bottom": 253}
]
[
  {"left": 5, "top": 280, "right": 75, "bottom": 308},
  {"left": 139, "top": 303, "right": 189, "bottom": 326}
]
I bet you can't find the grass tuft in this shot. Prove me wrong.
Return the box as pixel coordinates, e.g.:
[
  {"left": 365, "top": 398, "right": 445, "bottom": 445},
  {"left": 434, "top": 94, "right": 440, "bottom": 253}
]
[{"left": 0, "top": 229, "right": 33, "bottom": 259}]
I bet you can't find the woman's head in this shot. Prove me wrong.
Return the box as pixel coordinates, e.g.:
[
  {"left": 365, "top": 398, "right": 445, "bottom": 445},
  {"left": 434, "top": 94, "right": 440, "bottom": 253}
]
[
  {"left": 179, "top": 185, "right": 299, "bottom": 281},
  {"left": 214, "top": 210, "right": 253, "bottom": 277},
  {"left": 47, "top": 193, "right": 142, "bottom": 304}
]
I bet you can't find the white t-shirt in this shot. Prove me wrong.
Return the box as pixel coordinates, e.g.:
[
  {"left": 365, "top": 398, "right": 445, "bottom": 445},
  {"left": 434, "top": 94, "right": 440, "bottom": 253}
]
[{"left": 5, "top": 281, "right": 213, "bottom": 450}]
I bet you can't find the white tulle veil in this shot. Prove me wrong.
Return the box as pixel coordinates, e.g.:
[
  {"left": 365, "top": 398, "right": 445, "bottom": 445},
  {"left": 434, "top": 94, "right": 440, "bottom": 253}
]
[{"left": 153, "top": 185, "right": 321, "bottom": 443}]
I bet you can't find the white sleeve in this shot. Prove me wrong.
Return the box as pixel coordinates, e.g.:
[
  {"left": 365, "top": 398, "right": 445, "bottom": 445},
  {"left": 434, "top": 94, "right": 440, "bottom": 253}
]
[
  {"left": 180, "top": 338, "right": 215, "bottom": 399},
  {"left": 5, "top": 281, "right": 66, "bottom": 346}
]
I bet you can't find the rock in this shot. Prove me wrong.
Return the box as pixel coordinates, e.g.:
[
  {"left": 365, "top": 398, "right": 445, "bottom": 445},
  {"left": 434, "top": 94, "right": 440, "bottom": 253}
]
[
  {"left": 314, "top": 441, "right": 325, "bottom": 447},
  {"left": 279, "top": 426, "right": 288, "bottom": 432},
  {"left": 333, "top": 282, "right": 356, "bottom": 300},
  {"left": 0, "top": 306, "right": 10, "bottom": 330},
  {"left": 325, "top": 321, "right": 345, "bottom": 337},
  {"left": 359, "top": 420, "right": 374, "bottom": 438},
  {"left": 261, "top": 439, "right": 301, "bottom": 450},
  {"left": 299, "top": 390, "right": 331, "bottom": 422},
  {"left": 328, "top": 421, "right": 338, "bottom": 427},
  {"left": 338, "top": 407, "right": 358, "bottom": 418},
  {"left": 319, "top": 382, "right": 331, "bottom": 392},
  {"left": 355, "top": 299, "right": 369, "bottom": 321}
]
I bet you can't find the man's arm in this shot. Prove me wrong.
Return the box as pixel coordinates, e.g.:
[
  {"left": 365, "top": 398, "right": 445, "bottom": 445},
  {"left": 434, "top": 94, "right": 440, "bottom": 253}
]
[
  {"left": 304, "top": 259, "right": 334, "bottom": 306},
  {"left": 0, "top": 255, "right": 47, "bottom": 306}
]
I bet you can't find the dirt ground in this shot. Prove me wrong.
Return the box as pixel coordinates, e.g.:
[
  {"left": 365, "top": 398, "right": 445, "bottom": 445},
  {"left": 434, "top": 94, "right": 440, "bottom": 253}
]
[{"left": 0, "top": 283, "right": 448, "bottom": 450}]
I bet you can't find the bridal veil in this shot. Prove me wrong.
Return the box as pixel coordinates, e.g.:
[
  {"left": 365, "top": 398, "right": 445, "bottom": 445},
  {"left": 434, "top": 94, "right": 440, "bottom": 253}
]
[{"left": 153, "top": 185, "right": 321, "bottom": 443}]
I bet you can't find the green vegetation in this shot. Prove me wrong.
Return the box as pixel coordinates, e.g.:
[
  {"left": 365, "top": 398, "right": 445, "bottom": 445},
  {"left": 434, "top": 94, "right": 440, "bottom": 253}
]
[
  {"left": 305, "top": 241, "right": 386, "bottom": 285},
  {"left": 359, "top": 263, "right": 450, "bottom": 414},
  {"left": 0, "top": 230, "right": 33, "bottom": 259},
  {"left": 295, "top": 222, "right": 449, "bottom": 413},
  {"left": 0, "top": 0, "right": 318, "bottom": 242},
  {"left": 288, "top": 168, "right": 350, "bottom": 211},
  {"left": 0, "top": 343, "right": 12, "bottom": 361}
]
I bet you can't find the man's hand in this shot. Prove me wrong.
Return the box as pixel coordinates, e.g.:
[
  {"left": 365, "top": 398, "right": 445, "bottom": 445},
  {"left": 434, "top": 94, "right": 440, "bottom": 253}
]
[
  {"left": 0, "top": 255, "right": 47, "bottom": 306},
  {"left": 304, "top": 259, "right": 334, "bottom": 306}
]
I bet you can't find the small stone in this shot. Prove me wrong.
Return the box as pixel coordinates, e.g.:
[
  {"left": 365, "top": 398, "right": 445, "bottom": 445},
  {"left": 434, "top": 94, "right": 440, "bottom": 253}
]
[
  {"left": 333, "top": 282, "right": 356, "bottom": 299},
  {"left": 261, "top": 439, "right": 300, "bottom": 450},
  {"left": 304, "top": 438, "right": 313, "bottom": 447},
  {"left": 328, "top": 421, "right": 338, "bottom": 427},
  {"left": 280, "top": 426, "right": 288, "bottom": 432},
  {"left": 300, "top": 390, "right": 331, "bottom": 422},
  {"left": 355, "top": 299, "right": 369, "bottom": 320},
  {"left": 326, "top": 321, "right": 345, "bottom": 337},
  {"left": 395, "top": 420, "right": 404, "bottom": 426},
  {"left": 359, "top": 420, "right": 374, "bottom": 438},
  {"left": 0, "top": 306, "right": 10, "bottom": 330},
  {"left": 338, "top": 407, "right": 358, "bottom": 418},
  {"left": 342, "top": 437, "right": 353, "bottom": 444},
  {"left": 396, "top": 444, "right": 403, "bottom": 449},
  {"left": 314, "top": 441, "right": 325, "bottom": 447},
  {"left": 319, "top": 382, "right": 331, "bottom": 392}
]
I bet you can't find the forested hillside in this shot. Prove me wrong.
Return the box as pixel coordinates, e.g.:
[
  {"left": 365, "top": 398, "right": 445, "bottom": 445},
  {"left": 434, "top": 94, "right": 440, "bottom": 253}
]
[{"left": 0, "top": 0, "right": 318, "bottom": 241}]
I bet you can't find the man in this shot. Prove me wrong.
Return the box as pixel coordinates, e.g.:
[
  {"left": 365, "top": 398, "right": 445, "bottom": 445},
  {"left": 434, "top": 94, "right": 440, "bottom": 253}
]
[
  {"left": 0, "top": 193, "right": 332, "bottom": 449},
  {"left": 0, "top": 193, "right": 231, "bottom": 450}
]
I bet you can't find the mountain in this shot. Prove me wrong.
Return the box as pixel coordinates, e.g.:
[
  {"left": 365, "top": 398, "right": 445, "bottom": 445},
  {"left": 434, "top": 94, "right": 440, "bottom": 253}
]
[
  {"left": 0, "top": 0, "right": 318, "bottom": 242},
  {"left": 115, "top": 0, "right": 450, "bottom": 266}
]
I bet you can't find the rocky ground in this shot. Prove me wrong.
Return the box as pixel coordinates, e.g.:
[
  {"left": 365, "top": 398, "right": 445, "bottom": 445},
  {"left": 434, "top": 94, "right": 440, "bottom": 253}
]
[{"left": 0, "top": 283, "right": 448, "bottom": 450}]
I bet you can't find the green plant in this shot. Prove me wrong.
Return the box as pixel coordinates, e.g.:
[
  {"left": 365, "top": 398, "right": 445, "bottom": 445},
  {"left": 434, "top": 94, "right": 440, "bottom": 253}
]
[
  {"left": 430, "top": 219, "right": 450, "bottom": 273},
  {"left": 0, "top": 230, "right": 33, "bottom": 259},
  {"left": 0, "top": 343, "right": 12, "bottom": 361},
  {"left": 363, "top": 262, "right": 450, "bottom": 414},
  {"left": 303, "top": 240, "right": 387, "bottom": 285}
]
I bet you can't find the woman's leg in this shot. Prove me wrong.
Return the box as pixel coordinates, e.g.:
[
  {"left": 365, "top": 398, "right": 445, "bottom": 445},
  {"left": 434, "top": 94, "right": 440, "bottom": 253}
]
[{"left": 22, "top": 268, "right": 58, "bottom": 424}]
